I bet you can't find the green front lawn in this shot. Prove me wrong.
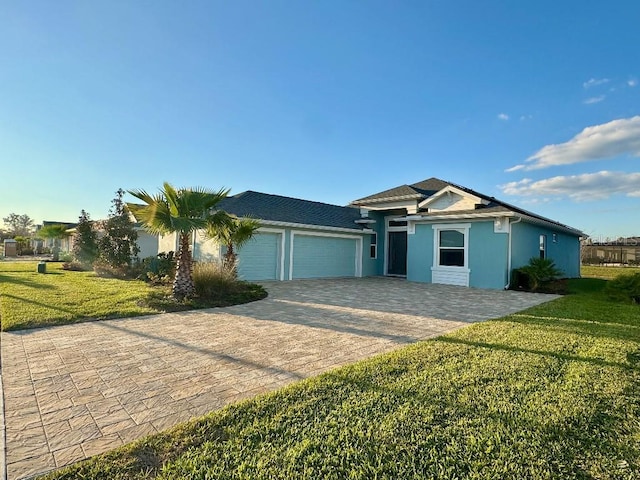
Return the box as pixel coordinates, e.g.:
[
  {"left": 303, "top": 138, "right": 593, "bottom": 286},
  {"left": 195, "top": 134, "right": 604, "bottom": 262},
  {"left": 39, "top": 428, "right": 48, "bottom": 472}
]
[
  {"left": 0, "top": 262, "right": 266, "bottom": 331},
  {"left": 42, "top": 278, "right": 640, "bottom": 479}
]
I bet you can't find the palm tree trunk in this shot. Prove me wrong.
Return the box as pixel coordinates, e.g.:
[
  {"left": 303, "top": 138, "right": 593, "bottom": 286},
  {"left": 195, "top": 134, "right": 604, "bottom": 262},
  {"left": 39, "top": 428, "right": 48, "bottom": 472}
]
[
  {"left": 224, "top": 243, "right": 238, "bottom": 278},
  {"left": 173, "top": 232, "right": 195, "bottom": 300}
]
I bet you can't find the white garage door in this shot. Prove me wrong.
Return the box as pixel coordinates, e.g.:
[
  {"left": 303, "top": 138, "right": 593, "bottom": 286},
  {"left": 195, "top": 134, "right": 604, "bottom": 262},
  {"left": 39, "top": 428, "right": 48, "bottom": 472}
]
[
  {"left": 237, "top": 232, "right": 282, "bottom": 281},
  {"left": 292, "top": 234, "right": 359, "bottom": 279}
]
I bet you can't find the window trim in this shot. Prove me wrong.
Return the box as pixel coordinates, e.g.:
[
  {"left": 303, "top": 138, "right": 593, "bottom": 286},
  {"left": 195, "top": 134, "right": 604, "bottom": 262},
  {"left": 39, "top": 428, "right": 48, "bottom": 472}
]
[
  {"left": 431, "top": 223, "right": 470, "bottom": 273},
  {"left": 370, "top": 232, "right": 377, "bottom": 259},
  {"left": 539, "top": 234, "right": 547, "bottom": 259}
]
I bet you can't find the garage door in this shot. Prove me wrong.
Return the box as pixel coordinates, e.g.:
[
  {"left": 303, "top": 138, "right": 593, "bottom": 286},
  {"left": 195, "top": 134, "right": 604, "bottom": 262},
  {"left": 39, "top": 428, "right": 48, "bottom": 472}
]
[
  {"left": 237, "top": 232, "right": 281, "bottom": 281},
  {"left": 292, "top": 234, "right": 358, "bottom": 279}
]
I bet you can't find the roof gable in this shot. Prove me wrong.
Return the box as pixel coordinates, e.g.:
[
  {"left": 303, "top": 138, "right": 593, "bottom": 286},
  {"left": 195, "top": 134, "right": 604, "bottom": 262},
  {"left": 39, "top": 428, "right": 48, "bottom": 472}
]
[
  {"left": 418, "top": 185, "right": 486, "bottom": 212},
  {"left": 351, "top": 177, "right": 583, "bottom": 236}
]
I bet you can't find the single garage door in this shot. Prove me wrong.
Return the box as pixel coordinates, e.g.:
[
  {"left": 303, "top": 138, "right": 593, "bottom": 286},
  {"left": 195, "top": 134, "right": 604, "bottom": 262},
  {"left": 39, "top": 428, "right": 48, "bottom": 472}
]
[
  {"left": 292, "top": 234, "right": 358, "bottom": 279},
  {"left": 237, "top": 232, "right": 281, "bottom": 281}
]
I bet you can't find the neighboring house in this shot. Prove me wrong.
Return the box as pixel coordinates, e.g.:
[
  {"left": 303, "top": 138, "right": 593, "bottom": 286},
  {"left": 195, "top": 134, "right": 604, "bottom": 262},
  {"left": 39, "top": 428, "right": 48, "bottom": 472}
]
[
  {"left": 582, "top": 237, "right": 640, "bottom": 265},
  {"left": 53, "top": 219, "right": 158, "bottom": 260},
  {"left": 35, "top": 221, "right": 77, "bottom": 253},
  {"left": 158, "top": 177, "right": 583, "bottom": 289}
]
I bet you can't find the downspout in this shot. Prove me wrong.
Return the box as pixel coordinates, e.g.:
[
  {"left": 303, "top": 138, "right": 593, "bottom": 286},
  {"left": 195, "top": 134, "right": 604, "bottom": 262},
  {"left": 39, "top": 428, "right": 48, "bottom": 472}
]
[{"left": 505, "top": 217, "right": 522, "bottom": 289}]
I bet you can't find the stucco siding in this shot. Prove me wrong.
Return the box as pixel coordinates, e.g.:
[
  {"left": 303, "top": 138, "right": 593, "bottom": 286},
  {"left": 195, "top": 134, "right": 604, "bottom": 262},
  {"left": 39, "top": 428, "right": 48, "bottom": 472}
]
[
  {"left": 193, "top": 231, "right": 221, "bottom": 262},
  {"left": 468, "top": 221, "right": 509, "bottom": 289},
  {"left": 511, "top": 221, "right": 581, "bottom": 278},
  {"left": 158, "top": 233, "right": 177, "bottom": 254},
  {"left": 136, "top": 231, "right": 159, "bottom": 259},
  {"left": 406, "top": 224, "right": 433, "bottom": 283},
  {"left": 367, "top": 211, "right": 386, "bottom": 276}
]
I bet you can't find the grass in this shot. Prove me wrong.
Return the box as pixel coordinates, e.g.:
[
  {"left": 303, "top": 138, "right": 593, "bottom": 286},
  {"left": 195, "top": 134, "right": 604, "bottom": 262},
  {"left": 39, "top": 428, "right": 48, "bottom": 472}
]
[
  {"left": 41, "top": 278, "right": 640, "bottom": 479},
  {"left": 0, "top": 261, "right": 266, "bottom": 331},
  {"left": 581, "top": 264, "right": 640, "bottom": 280}
]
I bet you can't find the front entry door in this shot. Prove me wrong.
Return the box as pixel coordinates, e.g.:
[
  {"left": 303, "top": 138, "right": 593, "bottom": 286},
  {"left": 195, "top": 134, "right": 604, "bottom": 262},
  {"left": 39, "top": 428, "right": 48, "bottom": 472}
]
[{"left": 387, "top": 231, "right": 407, "bottom": 276}]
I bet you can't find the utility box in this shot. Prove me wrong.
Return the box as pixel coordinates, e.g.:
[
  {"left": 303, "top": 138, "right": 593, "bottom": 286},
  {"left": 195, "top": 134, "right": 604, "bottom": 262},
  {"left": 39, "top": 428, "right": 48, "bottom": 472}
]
[
  {"left": 3, "top": 239, "right": 17, "bottom": 257},
  {"left": 37, "top": 261, "right": 47, "bottom": 273}
]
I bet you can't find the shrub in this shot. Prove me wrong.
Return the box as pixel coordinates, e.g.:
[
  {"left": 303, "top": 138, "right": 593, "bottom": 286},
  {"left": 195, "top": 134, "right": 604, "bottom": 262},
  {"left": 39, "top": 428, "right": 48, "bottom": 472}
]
[
  {"left": 93, "top": 260, "right": 131, "bottom": 279},
  {"left": 62, "top": 261, "right": 89, "bottom": 271},
  {"left": 73, "top": 210, "right": 98, "bottom": 266},
  {"left": 192, "top": 261, "right": 236, "bottom": 299},
  {"left": 97, "top": 189, "right": 140, "bottom": 268},
  {"left": 605, "top": 272, "right": 640, "bottom": 304},
  {"left": 141, "top": 252, "right": 176, "bottom": 285},
  {"left": 516, "top": 257, "right": 564, "bottom": 292},
  {"left": 58, "top": 251, "right": 73, "bottom": 262}
]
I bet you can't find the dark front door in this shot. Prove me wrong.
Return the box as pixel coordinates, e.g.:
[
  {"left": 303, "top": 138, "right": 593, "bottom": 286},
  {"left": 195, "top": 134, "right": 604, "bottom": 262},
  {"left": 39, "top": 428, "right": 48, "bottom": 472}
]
[{"left": 387, "top": 231, "right": 407, "bottom": 276}]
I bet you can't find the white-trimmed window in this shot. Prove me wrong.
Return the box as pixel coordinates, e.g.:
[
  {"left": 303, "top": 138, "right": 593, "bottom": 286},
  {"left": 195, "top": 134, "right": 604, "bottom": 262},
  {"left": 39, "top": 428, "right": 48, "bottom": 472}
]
[
  {"left": 370, "top": 233, "right": 377, "bottom": 259},
  {"left": 432, "top": 224, "right": 470, "bottom": 270},
  {"left": 438, "top": 230, "right": 465, "bottom": 266},
  {"left": 431, "top": 223, "right": 470, "bottom": 286},
  {"left": 540, "top": 234, "right": 547, "bottom": 259}
]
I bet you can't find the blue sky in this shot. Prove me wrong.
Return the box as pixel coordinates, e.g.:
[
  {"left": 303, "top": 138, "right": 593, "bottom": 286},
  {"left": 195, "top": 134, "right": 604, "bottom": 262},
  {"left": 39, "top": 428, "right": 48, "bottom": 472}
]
[{"left": 1, "top": 1, "right": 638, "bottom": 239}]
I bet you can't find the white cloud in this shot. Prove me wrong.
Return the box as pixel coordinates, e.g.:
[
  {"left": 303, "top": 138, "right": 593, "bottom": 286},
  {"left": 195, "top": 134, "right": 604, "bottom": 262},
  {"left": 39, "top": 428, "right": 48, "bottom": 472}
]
[
  {"left": 506, "top": 116, "right": 640, "bottom": 172},
  {"left": 498, "top": 113, "right": 509, "bottom": 121},
  {"left": 583, "top": 95, "right": 605, "bottom": 104},
  {"left": 519, "top": 114, "right": 533, "bottom": 121},
  {"left": 583, "top": 78, "right": 609, "bottom": 89},
  {"left": 500, "top": 171, "right": 640, "bottom": 201},
  {"left": 628, "top": 78, "right": 638, "bottom": 87}
]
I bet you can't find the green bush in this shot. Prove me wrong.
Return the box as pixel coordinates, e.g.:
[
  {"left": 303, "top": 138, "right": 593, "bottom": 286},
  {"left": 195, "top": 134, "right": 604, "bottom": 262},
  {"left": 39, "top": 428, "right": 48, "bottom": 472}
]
[
  {"left": 605, "top": 272, "right": 640, "bottom": 304},
  {"left": 516, "top": 257, "right": 564, "bottom": 292},
  {"left": 97, "top": 188, "right": 140, "bottom": 268},
  {"left": 141, "top": 252, "right": 176, "bottom": 285},
  {"left": 61, "top": 261, "right": 89, "bottom": 271},
  {"left": 193, "top": 261, "right": 236, "bottom": 299}
]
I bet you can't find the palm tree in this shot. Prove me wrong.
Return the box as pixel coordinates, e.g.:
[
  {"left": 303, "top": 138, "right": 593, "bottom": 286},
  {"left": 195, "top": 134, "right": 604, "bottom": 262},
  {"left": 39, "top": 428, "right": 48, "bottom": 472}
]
[
  {"left": 37, "top": 224, "right": 70, "bottom": 261},
  {"left": 204, "top": 216, "right": 261, "bottom": 278},
  {"left": 127, "top": 182, "right": 229, "bottom": 300}
]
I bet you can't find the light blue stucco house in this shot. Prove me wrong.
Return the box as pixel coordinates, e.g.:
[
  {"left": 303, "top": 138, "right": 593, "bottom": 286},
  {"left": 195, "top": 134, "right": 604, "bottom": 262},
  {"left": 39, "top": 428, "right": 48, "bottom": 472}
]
[{"left": 162, "top": 177, "right": 583, "bottom": 289}]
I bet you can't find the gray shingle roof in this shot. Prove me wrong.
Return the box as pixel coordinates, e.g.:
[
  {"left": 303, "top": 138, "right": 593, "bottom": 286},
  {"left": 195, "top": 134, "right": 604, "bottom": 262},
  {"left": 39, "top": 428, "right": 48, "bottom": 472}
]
[
  {"left": 351, "top": 177, "right": 450, "bottom": 204},
  {"left": 351, "top": 177, "right": 582, "bottom": 235},
  {"left": 218, "top": 191, "right": 364, "bottom": 231}
]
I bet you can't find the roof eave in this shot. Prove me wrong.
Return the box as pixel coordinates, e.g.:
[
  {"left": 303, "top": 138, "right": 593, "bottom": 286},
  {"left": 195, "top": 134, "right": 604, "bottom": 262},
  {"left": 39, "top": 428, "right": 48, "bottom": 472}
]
[{"left": 350, "top": 194, "right": 424, "bottom": 206}]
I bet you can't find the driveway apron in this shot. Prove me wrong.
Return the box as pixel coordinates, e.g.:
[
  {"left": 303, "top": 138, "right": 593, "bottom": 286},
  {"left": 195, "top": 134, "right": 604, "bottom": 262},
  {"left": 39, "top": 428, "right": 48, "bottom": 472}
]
[{"left": 1, "top": 278, "right": 558, "bottom": 479}]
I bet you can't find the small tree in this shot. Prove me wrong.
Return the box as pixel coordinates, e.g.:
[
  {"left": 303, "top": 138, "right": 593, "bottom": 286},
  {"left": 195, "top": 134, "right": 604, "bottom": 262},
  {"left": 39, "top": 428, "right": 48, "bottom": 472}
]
[
  {"left": 37, "top": 224, "right": 70, "bottom": 261},
  {"left": 127, "top": 183, "right": 229, "bottom": 300},
  {"left": 98, "top": 189, "right": 140, "bottom": 269},
  {"left": 2, "top": 213, "right": 34, "bottom": 237},
  {"left": 204, "top": 216, "right": 261, "bottom": 278},
  {"left": 72, "top": 210, "right": 98, "bottom": 266},
  {"left": 13, "top": 235, "right": 32, "bottom": 255}
]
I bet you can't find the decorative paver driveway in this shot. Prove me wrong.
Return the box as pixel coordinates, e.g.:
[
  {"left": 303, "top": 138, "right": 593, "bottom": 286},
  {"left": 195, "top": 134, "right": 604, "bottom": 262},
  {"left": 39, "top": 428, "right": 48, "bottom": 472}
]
[{"left": 1, "top": 278, "right": 558, "bottom": 479}]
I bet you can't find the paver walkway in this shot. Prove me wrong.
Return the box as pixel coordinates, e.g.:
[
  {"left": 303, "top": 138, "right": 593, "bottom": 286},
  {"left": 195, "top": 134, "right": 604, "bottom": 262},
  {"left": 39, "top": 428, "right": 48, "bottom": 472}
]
[{"left": 1, "top": 278, "right": 558, "bottom": 479}]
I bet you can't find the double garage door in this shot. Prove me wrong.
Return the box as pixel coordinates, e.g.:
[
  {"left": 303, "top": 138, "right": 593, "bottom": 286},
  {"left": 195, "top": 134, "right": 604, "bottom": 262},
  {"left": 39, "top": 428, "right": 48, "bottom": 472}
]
[{"left": 237, "top": 231, "right": 359, "bottom": 281}]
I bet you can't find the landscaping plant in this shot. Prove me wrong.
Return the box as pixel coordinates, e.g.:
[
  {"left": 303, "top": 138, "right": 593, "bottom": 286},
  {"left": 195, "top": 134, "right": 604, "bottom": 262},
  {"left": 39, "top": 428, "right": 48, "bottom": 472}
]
[
  {"left": 604, "top": 271, "right": 640, "bottom": 304},
  {"left": 36, "top": 224, "right": 70, "bottom": 261},
  {"left": 204, "top": 215, "right": 261, "bottom": 278},
  {"left": 192, "top": 261, "right": 237, "bottom": 298},
  {"left": 72, "top": 209, "right": 99, "bottom": 267},
  {"left": 96, "top": 188, "right": 140, "bottom": 272},
  {"left": 517, "top": 257, "right": 564, "bottom": 292},
  {"left": 127, "top": 183, "right": 230, "bottom": 300}
]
